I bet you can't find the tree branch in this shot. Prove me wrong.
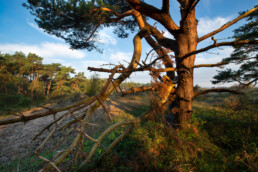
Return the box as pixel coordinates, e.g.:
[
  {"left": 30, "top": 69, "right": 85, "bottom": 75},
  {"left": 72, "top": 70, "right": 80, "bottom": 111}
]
[
  {"left": 88, "top": 66, "right": 177, "bottom": 73},
  {"left": 90, "top": 8, "right": 134, "bottom": 20},
  {"left": 162, "top": 0, "right": 170, "bottom": 14},
  {"left": 182, "top": 40, "right": 258, "bottom": 60},
  {"left": 86, "top": 22, "right": 101, "bottom": 42},
  {"left": 194, "top": 88, "right": 244, "bottom": 97},
  {"left": 198, "top": 6, "right": 258, "bottom": 42},
  {"left": 240, "top": 78, "right": 258, "bottom": 88},
  {"left": 147, "top": 24, "right": 177, "bottom": 51},
  {"left": 193, "top": 62, "right": 228, "bottom": 68},
  {"left": 132, "top": 10, "right": 176, "bottom": 80},
  {"left": 180, "top": 0, "right": 200, "bottom": 27},
  {"left": 122, "top": 86, "right": 156, "bottom": 96},
  {"left": 126, "top": 0, "right": 179, "bottom": 34},
  {"left": 0, "top": 97, "right": 95, "bottom": 125},
  {"left": 40, "top": 28, "right": 149, "bottom": 171}
]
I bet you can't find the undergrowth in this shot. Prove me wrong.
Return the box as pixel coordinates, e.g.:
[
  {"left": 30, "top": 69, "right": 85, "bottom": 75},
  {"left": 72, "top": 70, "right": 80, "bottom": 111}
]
[
  {"left": 1, "top": 91, "right": 257, "bottom": 171},
  {"left": 83, "top": 92, "right": 258, "bottom": 171}
]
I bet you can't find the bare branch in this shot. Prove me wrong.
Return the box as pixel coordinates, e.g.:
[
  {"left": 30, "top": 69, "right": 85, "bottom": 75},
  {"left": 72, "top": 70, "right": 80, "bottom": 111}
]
[
  {"left": 0, "top": 96, "right": 95, "bottom": 125},
  {"left": 182, "top": 40, "right": 258, "bottom": 60},
  {"left": 144, "top": 48, "right": 154, "bottom": 63},
  {"left": 122, "top": 86, "right": 156, "bottom": 96},
  {"left": 88, "top": 66, "right": 177, "bottom": 73},
  {"left": 240, "top": 78, "right": 258, "bottom": 88},
  {"left": 74, "top": 127, "right": 97, "bottom": 143},
  {"left": 40, "top": 28, "right": 149, "bottom": 171},
  {"left": 101, "top": 125, "right": 134, "bottom": 158},
  {"left": 194, "top": 88, "right": 244, "bottom": 97},
  {"left": 198, "top": 6, "right": 258, "bottom": 42},
  {"left": 35, "top": 152, "right": 61, "bottom": 172},
  {"left": 97, "top": 96, "right": 112, "bottom": 123},
  {"left": 194, "top": 62, "right": 228, "bottom": 68},
  {"left": 78, "top": 115, "right": 145, "bottom": 169},
  {"left": 147, "top": 24, "right": 177, "bottom": 51}
]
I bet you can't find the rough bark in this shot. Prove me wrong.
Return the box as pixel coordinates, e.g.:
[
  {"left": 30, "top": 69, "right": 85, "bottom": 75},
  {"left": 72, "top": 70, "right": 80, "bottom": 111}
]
[{"left": 168, "top": 4, "right": 197, "bottom": 125}]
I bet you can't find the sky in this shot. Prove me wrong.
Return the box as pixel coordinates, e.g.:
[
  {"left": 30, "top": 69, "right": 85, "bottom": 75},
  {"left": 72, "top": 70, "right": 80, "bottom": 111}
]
[{"left": 0, "top": 0, "right": 257, "bottom": 87}]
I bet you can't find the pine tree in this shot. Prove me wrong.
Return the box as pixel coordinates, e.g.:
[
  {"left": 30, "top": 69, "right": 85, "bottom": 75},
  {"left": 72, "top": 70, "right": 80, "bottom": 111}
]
[
  {"left": 212, "top": 9, "right": 258, "bottom": 88},
  {"left": 23, "top": 0, "right": 258, "bottom": 124}
]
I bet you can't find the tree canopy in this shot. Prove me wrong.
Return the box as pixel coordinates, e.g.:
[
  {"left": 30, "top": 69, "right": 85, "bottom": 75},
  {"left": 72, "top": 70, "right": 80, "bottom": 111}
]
[{"left": 23, "top": 0, "right": 136, "bottom": 51}]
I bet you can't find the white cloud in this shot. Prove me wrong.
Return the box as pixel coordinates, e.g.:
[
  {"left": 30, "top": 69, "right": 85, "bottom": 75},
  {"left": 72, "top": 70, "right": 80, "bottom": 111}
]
[
  {"left": 195, "top": 47, "right": 233, "bottom": 64},
  {"left": 194, "top": 47, "right": 239, "bottom": 87},
  {"left": 80, "top": 60, "right": 110, "bottom": 78},
  {"left": 128, "top": 71, "right": 151, "bottom": 83},
  {"left": 0, "top": 42, "right": 86, "bottom": 61},
  {"left": 96, "top": 30, "right": 117, "bottom": 45},
  {"left": 110, "top": 52, "right": 132, "bottom": 64},
  {"left": 28, "top": 20, "right": 117, "bottom": 45},
  {"left": 27, "top": 21, "right": 63, "bottom": 41},
  {"left": 198, "top": 17, "right": 231, "bottom": 35}
]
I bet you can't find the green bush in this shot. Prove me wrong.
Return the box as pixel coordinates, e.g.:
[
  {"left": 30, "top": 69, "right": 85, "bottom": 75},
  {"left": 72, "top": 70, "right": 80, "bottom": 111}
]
[{"left": 18, "top": 96, "right": 31, "bottom": 106}]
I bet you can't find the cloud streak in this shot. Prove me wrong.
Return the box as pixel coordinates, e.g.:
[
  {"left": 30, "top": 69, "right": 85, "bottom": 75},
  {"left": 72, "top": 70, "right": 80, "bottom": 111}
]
[
  {"left": 197, "top": 16, "right": 231, "bottom": 36},
  {"left": 27, "top": 21, "right": 63, "bottom": 41},
  {"left": 194, "top": 47, "right": 235, "bottom": 87},
  {"left": 0, "top": 42, "right": 86, "bottom": 60}
]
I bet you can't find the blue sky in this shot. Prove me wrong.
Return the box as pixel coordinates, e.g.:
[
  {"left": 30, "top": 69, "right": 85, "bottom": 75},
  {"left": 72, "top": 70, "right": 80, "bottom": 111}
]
[{"left": 0, "top": 0, "right": 257, "bottom": 87}]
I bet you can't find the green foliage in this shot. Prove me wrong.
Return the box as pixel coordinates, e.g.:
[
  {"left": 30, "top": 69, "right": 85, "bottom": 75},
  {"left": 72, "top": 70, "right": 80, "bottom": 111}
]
[
  {"left": 86, "top": 73, "right": 105, "bottom": 96},
  {"left": 1, "top": 92, "right": 257, "bottom": 171},
  {"left": 83, "top": 92, "right": 257, "bottom": 171},
  {"left": 0, "top": 52, "right": 91, "bottom": 115},
  {"left": 194, "top": 92, "right": 258, "bottom": 171},
  {"left": 23, "top": 0, "right": 137, "bottom": 51},
  {"left": 212, "top": 7, "right": 258, "bottom": 86},
  {"left": 51, "top": 66, "right": 75, "bottom": 97},
  {"left": 0, "top": 94, "right": 31, "bottom": 113},
  {"left": 0, "top": 150, "right": 55, "bottom": 172}
]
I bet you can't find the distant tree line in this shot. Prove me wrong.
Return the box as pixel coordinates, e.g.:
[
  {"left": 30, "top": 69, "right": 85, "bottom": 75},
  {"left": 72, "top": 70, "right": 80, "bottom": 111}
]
[
  {"left": 0, "top": 52, "right": 104, "bottom": 113},
  {"left": 0, "top": 52, "right": 89, "bottom": 99},
  {"left": 0, "top": 52, "right": 147, "bottom": 112}
]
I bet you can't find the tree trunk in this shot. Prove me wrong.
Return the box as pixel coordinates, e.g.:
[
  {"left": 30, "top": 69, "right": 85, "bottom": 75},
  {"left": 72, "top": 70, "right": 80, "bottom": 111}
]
[
  {"left": 167, "top": 8, "right": 197, "bottom": 126},
  {"left": 18, "top": 85, "right": 21, "bottom": 94},
  {"left": 31, "top": 89, "right": 34, "bottom": 100},
  {"left": 47, "top": 80, "right": 52, "bottom": 95}
]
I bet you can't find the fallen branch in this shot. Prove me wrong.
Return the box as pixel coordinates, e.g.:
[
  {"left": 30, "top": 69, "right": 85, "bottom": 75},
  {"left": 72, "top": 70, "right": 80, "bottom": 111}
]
[
  {"left": 40, "top": 28, "right": 149, "bottom": 171},
  {"left": 0, "top": 96, "right": 96, "bottom": 125}
]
